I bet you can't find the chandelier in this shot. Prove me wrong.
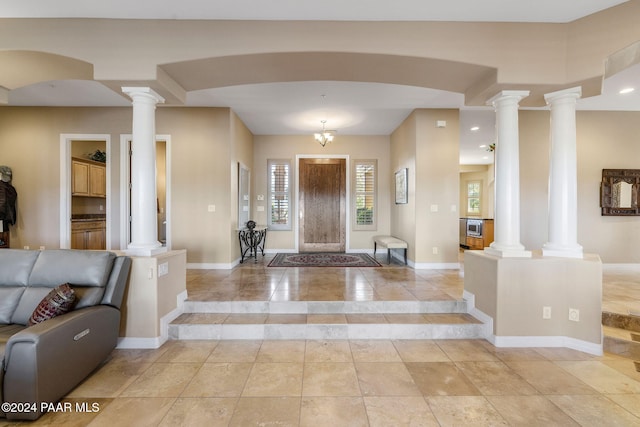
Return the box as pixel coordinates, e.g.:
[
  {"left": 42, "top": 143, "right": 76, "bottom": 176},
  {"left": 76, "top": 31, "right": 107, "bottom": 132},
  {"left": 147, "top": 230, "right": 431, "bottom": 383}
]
[{"left": 314, "top": 120, "right": 336, "bottom": 147}]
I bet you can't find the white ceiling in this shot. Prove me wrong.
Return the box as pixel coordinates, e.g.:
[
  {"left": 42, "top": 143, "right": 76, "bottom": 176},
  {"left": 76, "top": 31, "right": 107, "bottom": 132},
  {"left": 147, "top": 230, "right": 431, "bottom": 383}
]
[
  {"left": 0, "top": 0, "right": 628, "bottom": 22},
  {"left": 2, "top": 0, "right": 638, "bottom": 165}
]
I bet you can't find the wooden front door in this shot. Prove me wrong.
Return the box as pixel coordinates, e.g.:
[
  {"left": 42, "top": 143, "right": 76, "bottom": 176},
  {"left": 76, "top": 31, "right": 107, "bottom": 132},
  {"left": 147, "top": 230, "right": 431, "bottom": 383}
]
[{"left": 299, "top": 158, "right": 346, "bottom": 252}]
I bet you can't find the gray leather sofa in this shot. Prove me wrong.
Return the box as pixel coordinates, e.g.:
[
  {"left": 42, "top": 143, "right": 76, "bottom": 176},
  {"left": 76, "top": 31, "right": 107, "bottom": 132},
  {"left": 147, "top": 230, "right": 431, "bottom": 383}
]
[{"left": 0, "top": 249, "right": 131, "bottom": 420}]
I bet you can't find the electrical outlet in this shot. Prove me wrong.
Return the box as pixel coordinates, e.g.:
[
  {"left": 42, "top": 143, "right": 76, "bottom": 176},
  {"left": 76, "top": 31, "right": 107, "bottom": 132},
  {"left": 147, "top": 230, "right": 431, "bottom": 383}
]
[
  {"left": 207, "top": 204, "right": 216, "bottom": 212},
  {"left": 158, "top": 262, "right": 169, "bottom": 277},
  {"left": 542, "top": 306, "right": 551, "bottom": 319},
  {"left": 432, "top": 247, "right": 439, "bottom": 254},
  {"left": 569, "top": 308, "right": 580, "bottom": 322}
]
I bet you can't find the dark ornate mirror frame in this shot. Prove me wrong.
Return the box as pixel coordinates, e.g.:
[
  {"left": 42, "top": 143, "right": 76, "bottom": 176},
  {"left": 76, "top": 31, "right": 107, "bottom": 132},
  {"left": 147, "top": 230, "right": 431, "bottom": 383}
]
[{"left": 600, "top": 169, "right": 640, "bottom": 216}]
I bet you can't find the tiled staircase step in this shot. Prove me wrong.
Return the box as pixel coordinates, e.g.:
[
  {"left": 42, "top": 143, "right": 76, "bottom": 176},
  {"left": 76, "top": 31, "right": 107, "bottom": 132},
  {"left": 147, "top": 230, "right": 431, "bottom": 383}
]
[
  {"left": 182, "top": 299, "right": 468, "bottom": 315},
  {"left": 169, "top": 315, "right": 486, "bottom": 340},
  {"left": 602, "top": 311, "right": 640, "bottom": 333},
  {"left": 603, "top": 326, "right": 640, "bottom": 360}
]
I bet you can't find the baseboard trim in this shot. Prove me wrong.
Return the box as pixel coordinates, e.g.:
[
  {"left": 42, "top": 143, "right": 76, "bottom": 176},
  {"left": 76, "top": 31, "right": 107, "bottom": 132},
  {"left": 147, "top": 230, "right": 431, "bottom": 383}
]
[
  {"left": 466, "top": 298, "right": 603, "bottom": 356},
  {"left": 187, "top": 262, "right": 235, "bottom": 269},
  {"left": 117, "top": 290, "right": 187, "bottom": 349},
  {"left": 490, "top": 335, "right": 603, "bottom": 356},
  {"left": 413, "top": 262, "right": 460, "bottom": 270},
  {"left": 117, "top": 336, "right": 166, "bottom": 349}
]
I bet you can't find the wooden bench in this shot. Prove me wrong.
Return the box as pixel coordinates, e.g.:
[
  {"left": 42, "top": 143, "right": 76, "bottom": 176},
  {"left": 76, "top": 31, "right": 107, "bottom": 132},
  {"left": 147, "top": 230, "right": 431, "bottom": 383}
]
[{"left": 374, "top": 235, "right": 408, "bottom": 265}]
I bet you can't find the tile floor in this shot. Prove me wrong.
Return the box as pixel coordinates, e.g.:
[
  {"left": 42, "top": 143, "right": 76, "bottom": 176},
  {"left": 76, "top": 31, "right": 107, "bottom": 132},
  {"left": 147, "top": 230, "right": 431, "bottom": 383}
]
[{"left": 4, "top": 257, "right": 640, "bottom": 426}]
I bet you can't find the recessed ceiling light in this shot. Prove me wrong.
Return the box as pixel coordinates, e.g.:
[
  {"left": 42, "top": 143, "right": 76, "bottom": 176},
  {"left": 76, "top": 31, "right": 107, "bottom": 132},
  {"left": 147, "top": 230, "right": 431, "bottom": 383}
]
[
  {"left": 479, "top": 144, "right": 487, "bottom": 148},
  {"left": 482, "top": 156, "right": 489, "bottom": 160},
  {"left": 470, "top": 126, "right": 480, "bottom": 131},
  {"left": 619, "top": 87, "right": 635, "bottom": 94}
]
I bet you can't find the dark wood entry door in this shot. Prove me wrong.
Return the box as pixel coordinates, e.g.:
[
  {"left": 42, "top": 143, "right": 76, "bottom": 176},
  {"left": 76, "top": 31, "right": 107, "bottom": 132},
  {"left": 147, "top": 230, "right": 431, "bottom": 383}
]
[{"left": 299, "top": 158, "right": 346, "bottom": 252}]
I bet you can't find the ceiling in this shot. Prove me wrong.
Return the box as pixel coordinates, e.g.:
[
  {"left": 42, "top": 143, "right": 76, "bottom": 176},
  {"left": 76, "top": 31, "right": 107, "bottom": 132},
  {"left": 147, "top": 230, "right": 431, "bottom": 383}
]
[{"left": 2, "top": 0, "right": 638, "bottom": 165}]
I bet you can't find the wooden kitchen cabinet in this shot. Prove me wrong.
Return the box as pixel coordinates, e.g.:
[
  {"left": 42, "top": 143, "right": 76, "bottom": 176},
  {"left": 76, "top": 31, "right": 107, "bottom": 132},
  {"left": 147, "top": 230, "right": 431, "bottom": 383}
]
[
  {"left": 465, "top": 219, "right": 494, "bottom": 250},
  {"left": 72, "top": 158, "right": 106, "bottom": 198},
  {"left": 71, "top": 220, "right": 105, "bottom": 250}
]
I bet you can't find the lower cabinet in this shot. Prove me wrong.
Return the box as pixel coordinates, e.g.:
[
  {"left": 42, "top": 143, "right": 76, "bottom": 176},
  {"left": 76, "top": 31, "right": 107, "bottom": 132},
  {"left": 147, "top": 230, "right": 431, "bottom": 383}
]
[{"left": 71, "top": 220, "right": 105, "bottom": 250}]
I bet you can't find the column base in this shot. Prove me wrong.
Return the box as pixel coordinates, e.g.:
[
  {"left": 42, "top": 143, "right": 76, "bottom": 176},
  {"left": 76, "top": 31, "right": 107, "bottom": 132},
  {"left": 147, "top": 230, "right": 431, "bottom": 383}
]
[
  {"left": 127, "top": 242, "right": 166, "bottom": 257},
  {"left": 484, "top": 242, "right": 531, "bottom": 258},
  {"left": 542, "top": 242, "right": 583, "bottom": 259}
]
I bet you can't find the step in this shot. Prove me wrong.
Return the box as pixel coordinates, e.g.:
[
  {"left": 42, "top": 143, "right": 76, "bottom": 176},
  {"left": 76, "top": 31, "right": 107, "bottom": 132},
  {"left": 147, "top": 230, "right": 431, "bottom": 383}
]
[
  {"left": 169, "top": 298, "right": 487, "bottom": 340},
  {"left": 168, "top": 312, "right": 487, "bottom": 340},
  {"left": 603, "top": 326, "right": 640, "bottom": 360},
  {"left": 602, "top": 311, "right": 640, "bottom": 332},
  {"left": 181, "top": 299, "right": 469, "bottom": 315}
]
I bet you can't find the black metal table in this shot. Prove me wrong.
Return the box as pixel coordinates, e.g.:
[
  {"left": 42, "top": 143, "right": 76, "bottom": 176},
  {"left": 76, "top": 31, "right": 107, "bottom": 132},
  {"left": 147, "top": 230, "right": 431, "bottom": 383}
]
[{"left": 238, "top": 226, "right": 267, "bottom": 263}]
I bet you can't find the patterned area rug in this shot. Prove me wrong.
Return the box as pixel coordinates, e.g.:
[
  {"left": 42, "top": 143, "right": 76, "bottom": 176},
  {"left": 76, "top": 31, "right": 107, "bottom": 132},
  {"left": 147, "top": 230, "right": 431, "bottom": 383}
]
[{"left": 268, "top": 253, "right": 381, "bottom": 267}]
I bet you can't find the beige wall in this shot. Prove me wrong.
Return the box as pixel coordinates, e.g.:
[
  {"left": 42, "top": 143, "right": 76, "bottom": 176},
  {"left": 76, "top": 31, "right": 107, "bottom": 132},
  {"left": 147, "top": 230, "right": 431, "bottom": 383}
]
[
  {"left": 253, "top": 134, "right": 391, "bottom": 252},
  {"left": 229, "top": 111, "right": 254, "bottom": 262},
  {"left": 519, "top": 110, "right": 640, "bottom": 263},
  {"left": 465, "top": 250, "right": 603, "bottom": 352},
  {"left": 390, "top": 112, "right": 417, "bottom": 260},
  {"left": 391, "top": 109, "right": 460, "bottom": 266}
]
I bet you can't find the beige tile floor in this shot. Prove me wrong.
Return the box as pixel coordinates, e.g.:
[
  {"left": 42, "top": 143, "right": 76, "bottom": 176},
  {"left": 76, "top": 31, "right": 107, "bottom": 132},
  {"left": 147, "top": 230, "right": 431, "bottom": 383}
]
[{"left": 5, "top": 257, "right": 640, "bottom": 426}]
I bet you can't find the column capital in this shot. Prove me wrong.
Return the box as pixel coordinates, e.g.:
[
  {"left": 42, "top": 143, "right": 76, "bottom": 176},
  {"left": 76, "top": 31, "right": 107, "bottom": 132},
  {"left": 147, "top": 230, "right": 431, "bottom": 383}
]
[
  {"left": 487, "top": 90, "right": 530, "bottom": 107},
  {"left": 122, "top": 86, "right": 165, "bottom": 104},
  {"left": 544, "top": 86, "right": 582, "bottom": 105}
]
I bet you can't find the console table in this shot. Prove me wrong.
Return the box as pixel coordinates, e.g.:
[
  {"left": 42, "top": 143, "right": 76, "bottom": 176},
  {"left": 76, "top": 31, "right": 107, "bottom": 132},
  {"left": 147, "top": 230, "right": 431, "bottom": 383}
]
[{"left": 237, "top": 225, "right": 267, "bottom": 263}]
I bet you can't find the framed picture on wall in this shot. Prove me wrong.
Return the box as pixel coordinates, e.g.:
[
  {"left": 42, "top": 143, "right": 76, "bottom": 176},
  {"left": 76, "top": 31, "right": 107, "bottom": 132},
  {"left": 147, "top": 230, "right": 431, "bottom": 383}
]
[{"left": 395, "top": 168, "right": 408, "bottom": 204}]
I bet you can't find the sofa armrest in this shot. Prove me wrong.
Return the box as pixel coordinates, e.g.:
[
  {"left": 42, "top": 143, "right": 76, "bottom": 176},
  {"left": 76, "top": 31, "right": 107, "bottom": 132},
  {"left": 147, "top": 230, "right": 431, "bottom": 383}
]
[{"left": 2, "top": 305, "right": 120, "bottom": 420}]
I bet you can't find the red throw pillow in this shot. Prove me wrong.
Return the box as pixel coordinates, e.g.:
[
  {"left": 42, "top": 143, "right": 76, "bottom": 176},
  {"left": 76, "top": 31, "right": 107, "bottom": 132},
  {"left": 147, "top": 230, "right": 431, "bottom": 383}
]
[{"left": 28, "top": 284, "right": 76, "bottom": 326}]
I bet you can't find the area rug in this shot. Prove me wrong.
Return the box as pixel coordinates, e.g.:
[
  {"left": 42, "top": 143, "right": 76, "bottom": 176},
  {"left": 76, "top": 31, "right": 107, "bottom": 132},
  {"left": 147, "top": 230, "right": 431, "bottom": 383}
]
[{"left": 268, "top": 253, "right": 381, "bottom": 267}]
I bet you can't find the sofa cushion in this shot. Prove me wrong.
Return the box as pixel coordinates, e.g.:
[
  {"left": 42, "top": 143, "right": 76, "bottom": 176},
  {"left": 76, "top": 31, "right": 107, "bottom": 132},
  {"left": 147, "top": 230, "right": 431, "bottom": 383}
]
[
  {"left": 28, "top": 250, "right": 115, "bottom": 288},
  {"left": 0, "top": 249, "right": 39, "bottom": 286},
  {"left": 28, "top": 284, "right": 76, "bottom": 326},
  {"left": 0, "top": 288, "right": 25, "bottom": 324}
]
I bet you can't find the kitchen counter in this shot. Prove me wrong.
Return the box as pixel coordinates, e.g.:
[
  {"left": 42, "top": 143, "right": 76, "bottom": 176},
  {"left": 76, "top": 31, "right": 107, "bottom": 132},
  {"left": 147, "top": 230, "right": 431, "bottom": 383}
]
[{"left": 71, "top": 214, "right": 106, "bottom": 222}]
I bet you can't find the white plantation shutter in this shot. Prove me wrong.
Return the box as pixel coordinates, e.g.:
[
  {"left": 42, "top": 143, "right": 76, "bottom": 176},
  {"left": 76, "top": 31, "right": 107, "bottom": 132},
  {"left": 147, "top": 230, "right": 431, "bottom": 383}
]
[
  {"left": 353, "top": 160, "right": 377, "bottom": 230},
  {"left": 268, "top": 160, "right": 291, "bottom": 230}
]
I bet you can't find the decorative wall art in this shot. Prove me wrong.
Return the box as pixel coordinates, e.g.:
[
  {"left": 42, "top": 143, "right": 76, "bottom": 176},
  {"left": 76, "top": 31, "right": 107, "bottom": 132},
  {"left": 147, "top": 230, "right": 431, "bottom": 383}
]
[{"left": 395, "top": 168, "right": 408, "bottom": 204}]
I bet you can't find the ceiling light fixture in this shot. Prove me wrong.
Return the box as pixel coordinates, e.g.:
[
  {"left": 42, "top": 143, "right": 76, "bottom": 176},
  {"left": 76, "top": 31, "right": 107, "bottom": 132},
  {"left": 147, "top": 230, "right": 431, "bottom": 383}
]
[
  {"left": 314, "top": 120, "right": 336, "bottom": 147},
  {"left": 470, "top": 126, "right": 480, "bottom": 131},
  {"left": 619, "top": 87, "right": 635, "bottom": 94}
]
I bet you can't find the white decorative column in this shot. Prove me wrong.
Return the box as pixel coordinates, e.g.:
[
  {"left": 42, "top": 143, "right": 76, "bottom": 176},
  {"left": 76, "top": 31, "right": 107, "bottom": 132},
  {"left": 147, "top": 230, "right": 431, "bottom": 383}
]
[
  {"left": 542, "top": 87, "right": 583, "bottom": 258},
  {"left": 122, "top": 87, "right": 165, "bottom": 255},
  {"left": 485, "top": 90, "right": 531, "bottom": 258}
]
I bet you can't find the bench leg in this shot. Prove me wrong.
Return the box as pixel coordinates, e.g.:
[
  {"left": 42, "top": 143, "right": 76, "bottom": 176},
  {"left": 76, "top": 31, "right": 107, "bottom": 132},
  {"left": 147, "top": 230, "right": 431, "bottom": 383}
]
[
  {"left": 387, "top": 248, "right": 391, "bottom": 264},
  {"left": 404, "top": 248, "right": 407, "bottom": 265}
]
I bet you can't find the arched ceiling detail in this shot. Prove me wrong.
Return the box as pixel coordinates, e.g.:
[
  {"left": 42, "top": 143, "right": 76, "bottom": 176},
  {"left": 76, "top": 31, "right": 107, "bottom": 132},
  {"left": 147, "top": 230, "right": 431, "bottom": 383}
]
[
  {"left": 159, "top": 52, "right": 497, "bottom": 106},
  {"left": 0, "top": 50, "right": 93, "bottom": 90}
]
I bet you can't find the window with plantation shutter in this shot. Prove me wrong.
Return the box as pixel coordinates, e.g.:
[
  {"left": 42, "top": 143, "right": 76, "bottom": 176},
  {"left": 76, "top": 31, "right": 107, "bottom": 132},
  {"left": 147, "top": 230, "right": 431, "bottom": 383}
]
[
  {"left": 268, "top": 159, "right": 291, "bottom": 230},
  {"left": 353, "top": 160, "right": 377, "bottom": 230}
]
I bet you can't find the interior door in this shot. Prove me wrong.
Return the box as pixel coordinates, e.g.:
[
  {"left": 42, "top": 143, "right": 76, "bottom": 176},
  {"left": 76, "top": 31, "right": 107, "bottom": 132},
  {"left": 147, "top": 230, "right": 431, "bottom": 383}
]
[{"left": 299, "top": 158, "right": 346, "bottom": 252}]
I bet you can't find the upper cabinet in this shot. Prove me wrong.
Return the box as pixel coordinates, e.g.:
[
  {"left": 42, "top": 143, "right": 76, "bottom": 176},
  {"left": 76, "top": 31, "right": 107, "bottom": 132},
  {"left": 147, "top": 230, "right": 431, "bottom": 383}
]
[{"left": 72, "top": 157, "right": 106, "bottom": 198}]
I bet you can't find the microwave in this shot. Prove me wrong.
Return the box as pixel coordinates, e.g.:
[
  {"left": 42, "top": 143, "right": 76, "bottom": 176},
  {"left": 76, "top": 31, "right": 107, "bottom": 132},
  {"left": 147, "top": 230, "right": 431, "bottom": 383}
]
[{"left": 466, "top": 219, "right": 483, "bottom": 237}]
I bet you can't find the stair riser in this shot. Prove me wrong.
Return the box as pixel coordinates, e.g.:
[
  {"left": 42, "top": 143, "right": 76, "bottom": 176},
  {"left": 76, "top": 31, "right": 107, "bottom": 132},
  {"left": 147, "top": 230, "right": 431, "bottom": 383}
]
[
  {"left": 602, "top": 312, "right": 640, "bottom": 333},
  {"left": 169, "top": 323, "right": 487, "bottom": 341},
  {"left": 603, "top": 336, "right": 640, "bottom": 359},
  {"left": 182, "top": 300, "right": 468, "bottom": 315}
]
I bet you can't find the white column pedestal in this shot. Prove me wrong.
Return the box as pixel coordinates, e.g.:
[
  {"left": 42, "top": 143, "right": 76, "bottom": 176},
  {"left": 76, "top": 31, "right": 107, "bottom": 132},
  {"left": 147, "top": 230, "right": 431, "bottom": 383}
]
[
  {"left": 485, "top": 90, "right": 531, "bottom": 258},
  {"left": 542, "top": 87, "right": 583, "bottom": 259},
  {"left": 122, "top": 87, "right": 166, "bottom": 256}
]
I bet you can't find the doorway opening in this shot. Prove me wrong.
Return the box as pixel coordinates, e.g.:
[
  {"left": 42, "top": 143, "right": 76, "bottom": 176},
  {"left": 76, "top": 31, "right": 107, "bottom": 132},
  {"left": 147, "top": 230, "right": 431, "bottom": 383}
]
[{"left": 59, "top": 134, "right": 111, "bottom": 249}]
